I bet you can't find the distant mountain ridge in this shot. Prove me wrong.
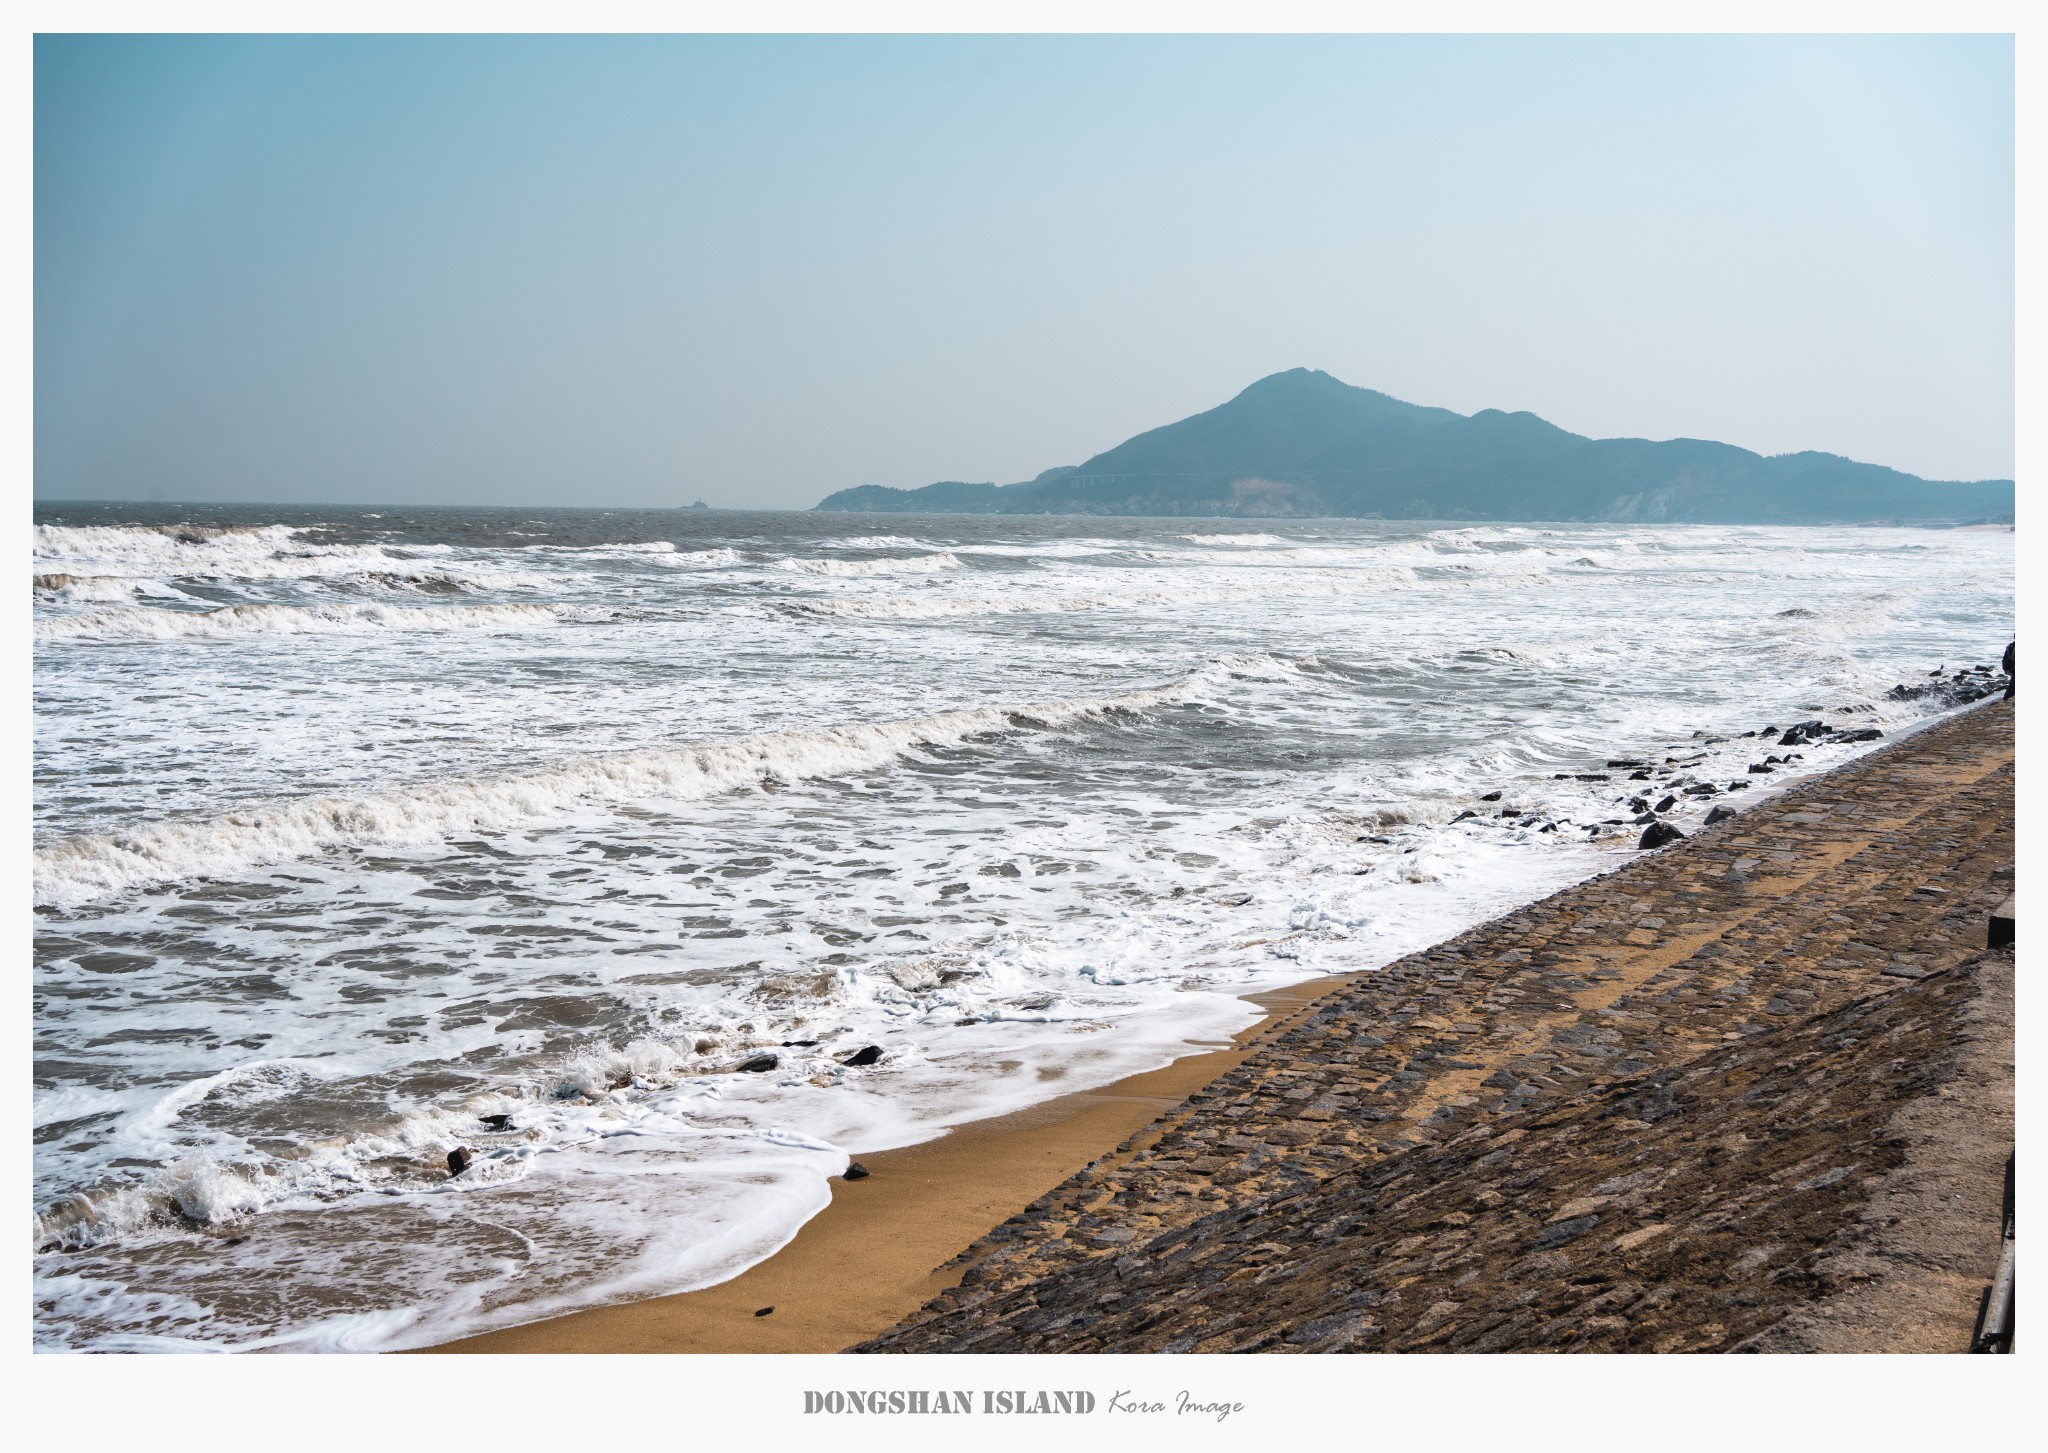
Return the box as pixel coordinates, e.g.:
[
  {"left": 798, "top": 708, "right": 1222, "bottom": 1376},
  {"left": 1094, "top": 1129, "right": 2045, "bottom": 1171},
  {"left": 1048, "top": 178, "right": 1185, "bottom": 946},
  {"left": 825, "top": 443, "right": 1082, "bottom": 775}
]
[{"left": 814, "top": 369, "right": 2014, "bottom": 524}]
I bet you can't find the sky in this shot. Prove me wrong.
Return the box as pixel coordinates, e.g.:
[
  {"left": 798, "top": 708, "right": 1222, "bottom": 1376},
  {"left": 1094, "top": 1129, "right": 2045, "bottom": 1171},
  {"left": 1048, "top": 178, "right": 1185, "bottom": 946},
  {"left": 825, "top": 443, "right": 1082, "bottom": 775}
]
[{"left": 33, "top": 33, "right": 2016, "bottom": 509}]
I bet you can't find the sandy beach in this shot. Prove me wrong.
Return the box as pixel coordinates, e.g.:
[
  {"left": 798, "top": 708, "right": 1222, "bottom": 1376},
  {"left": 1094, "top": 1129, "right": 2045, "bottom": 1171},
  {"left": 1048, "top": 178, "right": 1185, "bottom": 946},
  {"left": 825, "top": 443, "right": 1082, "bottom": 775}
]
[{"left": 429, "top": 973, "right": 1357, "bottom": 1353}]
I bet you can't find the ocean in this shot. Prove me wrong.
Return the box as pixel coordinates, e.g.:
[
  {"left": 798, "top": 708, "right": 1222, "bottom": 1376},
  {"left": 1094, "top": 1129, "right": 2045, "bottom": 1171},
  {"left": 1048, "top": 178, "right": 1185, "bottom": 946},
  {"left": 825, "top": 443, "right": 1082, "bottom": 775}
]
[{"left": 30, "top": 503, "right": 2013, "bottom": 1350}]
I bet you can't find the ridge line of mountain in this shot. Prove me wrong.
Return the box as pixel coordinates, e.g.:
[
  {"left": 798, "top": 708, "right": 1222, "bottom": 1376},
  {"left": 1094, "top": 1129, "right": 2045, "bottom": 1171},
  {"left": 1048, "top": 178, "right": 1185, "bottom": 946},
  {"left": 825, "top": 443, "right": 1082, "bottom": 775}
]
[{"left": 814, "top": 369, "right": 2013, "bottom": 525}]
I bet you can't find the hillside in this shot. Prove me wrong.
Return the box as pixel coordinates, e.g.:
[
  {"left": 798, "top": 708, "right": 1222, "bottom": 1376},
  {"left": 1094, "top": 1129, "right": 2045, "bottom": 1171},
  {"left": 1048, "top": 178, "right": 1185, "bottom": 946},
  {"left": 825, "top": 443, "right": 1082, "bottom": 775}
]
[{"left": 814, "top": 369, "right": 2014, "bottom": 524}]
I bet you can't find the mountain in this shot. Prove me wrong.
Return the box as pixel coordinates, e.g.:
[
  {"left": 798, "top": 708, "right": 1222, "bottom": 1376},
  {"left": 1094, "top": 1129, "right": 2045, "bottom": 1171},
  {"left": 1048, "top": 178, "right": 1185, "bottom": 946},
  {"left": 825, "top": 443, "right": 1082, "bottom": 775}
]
[{"left": 812, "top": 369, "right": 2013, "bottom": 524}]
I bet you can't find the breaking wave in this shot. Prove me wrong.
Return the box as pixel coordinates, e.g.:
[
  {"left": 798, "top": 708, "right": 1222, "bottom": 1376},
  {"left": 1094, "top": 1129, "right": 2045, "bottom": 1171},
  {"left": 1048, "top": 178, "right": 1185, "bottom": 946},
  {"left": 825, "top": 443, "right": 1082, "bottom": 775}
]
[
  {"left": 785, "top": 571, "right": 1418, "bottom": 621},
  {"left": 669, "top": 547, "right": 746, "bottom": 568},
  {"left": 32, "top": 522, "right": 548, "bottom": 592},
  {"left": 775, "top": 551, "right": 963, "bottom": 577},
  {"left": 523, "top": 540, "right": 678, "bottom": 554},
  {"left": 36, "top": 523, "right": 367, "bottom": 578},
  {"left": 33, "top": 574, "right": 186, "bottom": 603},
  {"left": 35, "top": 602, "right": 566, "bottom": 644},
  {"left": 32, "top": 663, "right": 1277, "bottom": 906}
]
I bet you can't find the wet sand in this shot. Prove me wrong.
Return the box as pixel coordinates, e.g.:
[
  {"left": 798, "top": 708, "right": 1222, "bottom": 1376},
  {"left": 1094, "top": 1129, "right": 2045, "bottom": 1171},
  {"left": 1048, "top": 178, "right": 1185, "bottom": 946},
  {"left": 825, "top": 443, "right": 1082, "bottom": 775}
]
[{"left": 427, "top": 972, "right": 1356, "bottom": 1353}]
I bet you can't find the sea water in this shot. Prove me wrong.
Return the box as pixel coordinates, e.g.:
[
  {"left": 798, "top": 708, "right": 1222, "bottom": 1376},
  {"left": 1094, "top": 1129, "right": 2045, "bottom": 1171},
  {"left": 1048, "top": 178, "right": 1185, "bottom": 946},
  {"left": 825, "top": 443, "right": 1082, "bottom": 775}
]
[{"left": 29, "top": 504, "right": 2013, "bottom": 1350}]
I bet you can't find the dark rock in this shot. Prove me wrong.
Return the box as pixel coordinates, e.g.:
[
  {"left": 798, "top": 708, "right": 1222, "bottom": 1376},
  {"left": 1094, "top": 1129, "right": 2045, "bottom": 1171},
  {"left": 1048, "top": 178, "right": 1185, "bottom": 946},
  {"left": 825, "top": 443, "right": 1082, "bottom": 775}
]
[
  {"left": 1576, "top": 774, "right": 1612, "bottom": 782},
  {"left": 1638, "top": 822, "right": 1686, "bottom": 850},
  {"left": 782, "top": 1038, "right": 820, "bottom": 1047},
  {"left": 737, "top": 1054, "right": 779, "bottom": 1073},
  {"left": 1778, "top": 719, "right": 1828, "bottom": 747},
  {"left": 1705, "top": 805, "right": 1737, "bottom": 826},
  {"left": 1988, "top": 897, "right": 2014, "bottom": 951},
  {"left": 1726, "top": 781, "right": 1750, "bottom": 791},
  {"left": 479, "top": 1114, "right": 513, "bottom": 1132},
  {"left": 1480, "top": 791, "right": 1503, "bottom": 801},
  {"left": 1629, "top": 769, "right": 1652, "bottom": 780},
  {"left": 844, "top": 1163, "right": 872, "bottom": 1181},
  {"left": 1748, "top": 763, "right": 1774, "bottom": 774},
  {"left": 1532, "top": 1214, "right": 1601, "bottom": 1250},
  {"left": 1452, "top": 809, "right": 1478, "bottom": 822},
  {"left": 1829, "top": 727, "right": 1883, "bottom": 744},
  {"left": 1628, "top": 797, "right": 1650, "bottom": 814},
  {"left": 843, "top": 1045, "right": 884, "bottom": 1067},
  {"left": 447, "top": 1148, "right": 473, "bottom": 1176},
  {"left": 1606, "top": 759, "right": 1649, "bottom": 768},
  {"left": 755, "top": 1306, "right": 775, "bottom": 1317},
  {"left": 1655, "top": 795, "right": 1677, "bottom": 813},
  {"left": 1682, "top": 783, "right": 1719, "bottom": 797}
]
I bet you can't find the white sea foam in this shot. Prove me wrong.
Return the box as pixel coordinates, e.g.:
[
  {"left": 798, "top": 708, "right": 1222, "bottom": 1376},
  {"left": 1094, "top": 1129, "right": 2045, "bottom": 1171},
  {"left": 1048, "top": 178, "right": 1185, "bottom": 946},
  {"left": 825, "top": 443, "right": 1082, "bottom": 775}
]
[
  {"left": 32, "top": 574, "right": 191, "bottom": 603},
  {"left": 524, "top": 540, "right": 677, "bottom": 554},
  {"left": 952, "top": 540, "right": 1127, "bottom": 558},
  {"left": 668, "top": 547, "right": 746, "bottom": 567},
  {"left": 35, "top": 521, "right": 301, "bottom": 559},
  {"left": 35, "top": 602, "right": 565, "bottom": 643},
  {"left": 1181, "top": 532, "right": 1289, "bottom": 546},
  {"left": 774, "top": 551, "right": 963, "bottom": 577},
  {"left": 784, "top": 570, "right": 1417, "bottom": 620},
  {"left": 32, "top": 522, "right": 551, "bottom": 592},
  {"left": 31, "top": 665, "right": 1257, "bottom": 905},
  {"left": 35, "top": 523, "right": 376, "bottom": 579}
]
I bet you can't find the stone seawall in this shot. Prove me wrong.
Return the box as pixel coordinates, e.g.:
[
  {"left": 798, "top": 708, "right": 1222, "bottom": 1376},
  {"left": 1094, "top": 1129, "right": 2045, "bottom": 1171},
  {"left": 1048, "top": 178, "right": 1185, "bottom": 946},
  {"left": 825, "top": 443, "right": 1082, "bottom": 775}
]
[{"left": 857, "top": 701, "right": 2015, "bottom": 1353}]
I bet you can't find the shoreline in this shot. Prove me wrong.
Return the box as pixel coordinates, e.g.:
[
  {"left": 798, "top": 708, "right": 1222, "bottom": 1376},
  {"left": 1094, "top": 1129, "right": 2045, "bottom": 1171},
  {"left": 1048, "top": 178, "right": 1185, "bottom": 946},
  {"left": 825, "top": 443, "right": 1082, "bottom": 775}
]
[
  {"left": 426, "top": 695, "right": 2014, "bottom": 1355},
  {"left": 426, "top": 971, "right": 1358, "bottom": 1353}
]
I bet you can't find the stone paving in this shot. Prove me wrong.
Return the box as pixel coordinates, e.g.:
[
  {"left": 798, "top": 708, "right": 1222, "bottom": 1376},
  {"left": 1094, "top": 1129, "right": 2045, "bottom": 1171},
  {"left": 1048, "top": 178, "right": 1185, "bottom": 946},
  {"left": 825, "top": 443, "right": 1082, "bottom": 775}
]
[{"left": 857, "top": 700, "right": 2014, "bottom": 1352}]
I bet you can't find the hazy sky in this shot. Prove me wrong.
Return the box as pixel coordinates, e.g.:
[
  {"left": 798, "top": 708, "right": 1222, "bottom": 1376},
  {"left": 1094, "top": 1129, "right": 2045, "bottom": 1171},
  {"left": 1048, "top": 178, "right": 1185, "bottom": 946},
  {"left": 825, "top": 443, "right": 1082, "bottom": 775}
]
[{"left": 34, "top": 33, "right": 2015, "bottom": 509}]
